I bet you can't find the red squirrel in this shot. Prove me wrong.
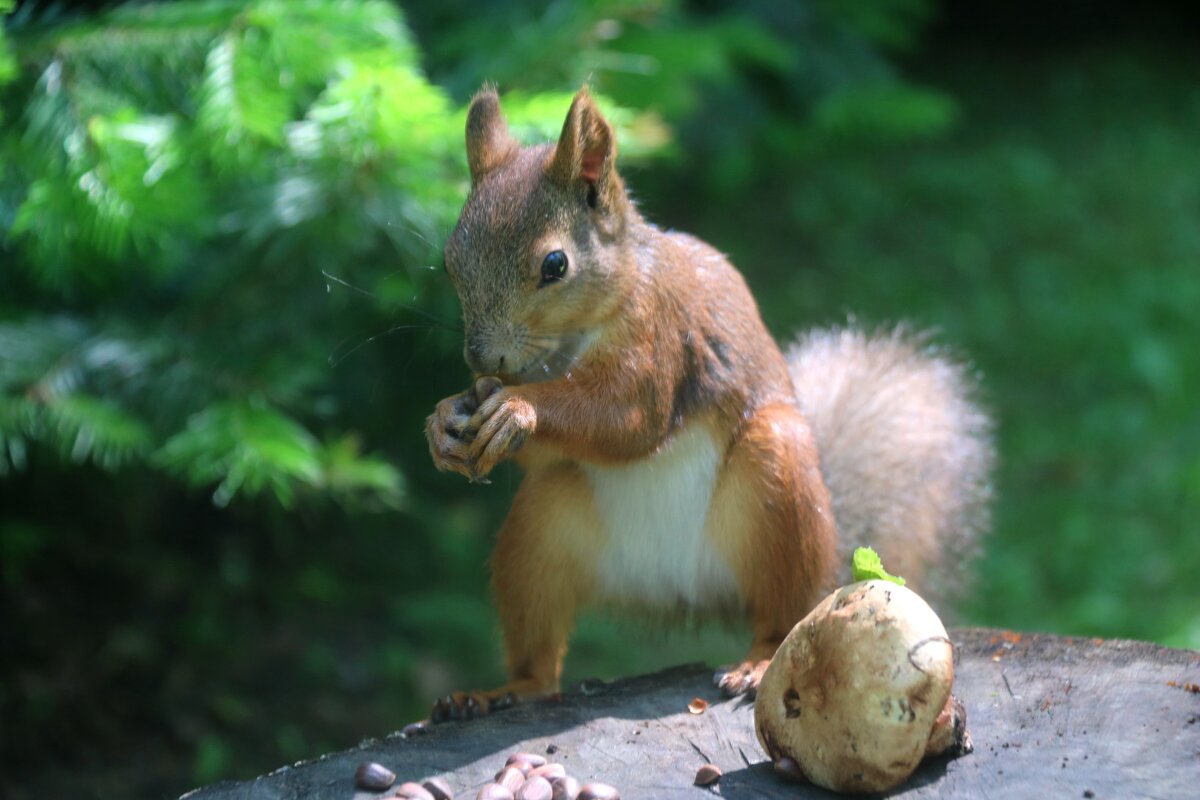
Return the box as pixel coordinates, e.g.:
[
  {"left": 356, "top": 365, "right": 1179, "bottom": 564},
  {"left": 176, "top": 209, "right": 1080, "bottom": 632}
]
[{"left": 425, "top": 86, "right": 992, "bottom": 719}]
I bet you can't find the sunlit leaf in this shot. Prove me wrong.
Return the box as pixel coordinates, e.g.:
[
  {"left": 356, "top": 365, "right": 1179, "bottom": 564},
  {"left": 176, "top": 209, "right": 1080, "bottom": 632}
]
[
  {"left": 316, "top": 433, "right": 405, "bottom": 510},
  {"left": 156, "top": 399, "right": 321, "bottom": 508}
]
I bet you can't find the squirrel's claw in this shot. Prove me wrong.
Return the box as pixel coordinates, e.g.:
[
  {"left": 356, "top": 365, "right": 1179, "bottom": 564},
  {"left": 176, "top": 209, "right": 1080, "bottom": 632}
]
[
  {"left": 467, "top": 392, "right": 536, "bottom": 478},
  {"left": 426, "top": 383, "right": 531, "bottom": 483},
  {"left": 429, "top": 689, "right": 519, "bottom": 723},
  {"left": 714, "top": 659, "right": 770, "bottom": 698},
  {"left": 426, "top": 388, "right": 484, "bottom": 479}
]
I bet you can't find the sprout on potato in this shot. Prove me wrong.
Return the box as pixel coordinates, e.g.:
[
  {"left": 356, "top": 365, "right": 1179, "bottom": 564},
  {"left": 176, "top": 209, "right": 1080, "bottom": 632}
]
[{"left": 754, "top": 579, "right": 971, "bottom": 794}]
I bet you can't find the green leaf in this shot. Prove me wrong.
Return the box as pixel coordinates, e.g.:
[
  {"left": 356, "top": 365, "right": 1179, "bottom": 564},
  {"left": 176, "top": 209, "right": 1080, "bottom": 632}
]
[
  {"left": 496, "top": 90, "right": 669, "bottom": 162},
  {"left": 316, "top": 434, "right": 404, "bottom": 511},
  {"left": 0, "top": 396, "right": 33, "bottom": 475},
  {"left": 0, "top": 8, "right": 15, "bottom": 91},
  {"left": 196, "top": 32, "right": 291, "bottom": 164},
  {"left": 156, "top": 399, "right": 321, "bottom": 508},
  {"left": 852, "top": 546, "right": 906, "bottom": 585},
  {"left": 0, "top": 316, "right": 89, "bottom": 394},
  {"left": 41, "top": 394, "right": 153, "bottom": 469}
]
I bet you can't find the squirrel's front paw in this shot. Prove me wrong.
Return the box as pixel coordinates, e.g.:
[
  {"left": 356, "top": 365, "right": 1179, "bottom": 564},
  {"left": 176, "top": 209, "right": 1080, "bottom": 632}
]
[
  {"left": 425, "top": 390, "right": 479, "bottom": 480},
  {"left": 465, "top": 391, "right": 536, "bottom": 479}
]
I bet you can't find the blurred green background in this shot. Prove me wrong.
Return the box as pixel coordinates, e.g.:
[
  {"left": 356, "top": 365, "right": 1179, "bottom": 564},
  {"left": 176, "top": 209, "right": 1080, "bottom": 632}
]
[{"left": 2, "top": 0, "right": 1197, "bottom": 797}]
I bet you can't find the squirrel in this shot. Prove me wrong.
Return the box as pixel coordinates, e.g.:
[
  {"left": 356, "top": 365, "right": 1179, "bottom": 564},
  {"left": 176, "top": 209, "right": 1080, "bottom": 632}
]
[{"left": 425, "top": 86, "right": 992, "bottom": 720}]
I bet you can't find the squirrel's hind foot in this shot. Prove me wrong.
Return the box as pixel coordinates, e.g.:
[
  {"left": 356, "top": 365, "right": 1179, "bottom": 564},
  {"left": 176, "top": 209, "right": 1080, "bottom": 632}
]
[
  {"left": 714, "top": 658, "right": 771, "bottom": 698},
  {"left": 430, "top": 690, "right": 514, "bottom": 722},
  {"left": 429, "top": 679, "right": 557, "bottom": 723}
]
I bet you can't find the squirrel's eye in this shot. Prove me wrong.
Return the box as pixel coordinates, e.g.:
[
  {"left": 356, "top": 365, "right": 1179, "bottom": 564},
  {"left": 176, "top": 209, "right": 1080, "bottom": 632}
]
[{"left": 540, "top": 250, "right": 568, "bottom": 285}]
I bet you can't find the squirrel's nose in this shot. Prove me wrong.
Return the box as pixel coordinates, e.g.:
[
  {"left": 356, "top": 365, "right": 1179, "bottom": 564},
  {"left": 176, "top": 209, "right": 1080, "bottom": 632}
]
[{"left": 464, "top": 337, "right": 501, "bottom": 374}]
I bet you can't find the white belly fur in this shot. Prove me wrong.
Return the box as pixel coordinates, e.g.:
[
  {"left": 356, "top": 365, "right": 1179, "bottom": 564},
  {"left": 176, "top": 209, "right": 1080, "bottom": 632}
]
[{"left": 583, "top": 422, "right": 741, "bottom": 610}]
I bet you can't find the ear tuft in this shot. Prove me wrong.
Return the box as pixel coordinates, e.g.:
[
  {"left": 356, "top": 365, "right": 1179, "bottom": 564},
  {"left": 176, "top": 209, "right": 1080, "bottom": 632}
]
[{"left": 466, "top": 84, "right": 518, "bottom": 183}]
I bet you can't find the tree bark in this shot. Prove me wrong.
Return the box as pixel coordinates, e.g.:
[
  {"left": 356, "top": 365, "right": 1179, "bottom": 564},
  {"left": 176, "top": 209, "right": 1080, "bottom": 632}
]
[{"left": 182, "top": 628, "right": 1200, "bottom": 799}]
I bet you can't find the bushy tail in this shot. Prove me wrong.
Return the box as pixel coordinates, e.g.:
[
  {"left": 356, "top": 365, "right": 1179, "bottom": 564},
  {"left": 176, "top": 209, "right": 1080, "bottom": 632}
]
[{"left": 786, "top": 326, "right": 994, "bottom": 609}]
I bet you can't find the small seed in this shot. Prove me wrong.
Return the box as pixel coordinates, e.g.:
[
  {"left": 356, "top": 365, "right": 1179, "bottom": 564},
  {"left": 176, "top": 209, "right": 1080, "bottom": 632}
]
[
  {"left": 694, "top": 763, "right": 721, "bottom": 786},
  {"left": 423, "top": 776, "right": 455, "bottom": 800},
  {"left": 528, "top": 764, "right": 566, "bottom": 781},
  {"left": 506, "top": 760, "right": 533, "bottom": 778},
  {"left": 354, "top": 761, "right": 396, "bottom": 791},
  {"left": 474, "top": 376, "right": 504, "bottom": 403},
  {"left": 403, "top": 720, "right": 430, "bottom": 737},
  {"left": 506, "top": 752, "right": 548, "bottom": 769},
  {"left": 496, "top": 766, "right": 525, "bottom": 793},
  {"left": 476, "top": 784, "right": 514, "bottom": 800},
  {"left": 577, "top": 783, "right": 619, "bottom": 800},
  {"left": 396, "top": 782, "right": 435, "bottom": 800},
  {"left": 515, "top": 776, "right": 553, "bottom": 800},
  {"left": 550, "top": 776, "right": 580, "bottom": 800},
  {"left": 687, "top": 697, "right": 708, "bottom": 715}
]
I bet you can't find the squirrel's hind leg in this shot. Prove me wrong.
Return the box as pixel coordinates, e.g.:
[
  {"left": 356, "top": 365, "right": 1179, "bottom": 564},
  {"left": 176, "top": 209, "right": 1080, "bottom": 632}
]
[
  {"left": 707, "top": 403, "right": 839, "bottom": 696},
  {"left": 431, "top": 465, "right": 602, "bottom": 721}
]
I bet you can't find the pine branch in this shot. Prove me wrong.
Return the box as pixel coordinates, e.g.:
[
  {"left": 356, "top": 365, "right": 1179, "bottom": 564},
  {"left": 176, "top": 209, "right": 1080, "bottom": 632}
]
[
  {"left": 196, "top": 31, "right": 289, "bottom": 165},
  {"left": 155, "top": 399, "right": 403, "bottom": 510},
  {"left": 9, "top": 1, "right": 242, "bottom": 66},
  {"left": 40, "top": 393, "right": 152, "bottom": 469},
  {"left": 0, "top": 395, "right": 33, "bottom": 475},
  {"left": 316, "top": 433, "right": 405, "bottom": 511},
  {"left": 0, "top": 0, "right": 15, "bottom": 93},
  {"left": 0, "top": 316, "right": 153, "bottom": 471},
  {"left": 0, "top": 1, "right": 663, "bottom": 510}
]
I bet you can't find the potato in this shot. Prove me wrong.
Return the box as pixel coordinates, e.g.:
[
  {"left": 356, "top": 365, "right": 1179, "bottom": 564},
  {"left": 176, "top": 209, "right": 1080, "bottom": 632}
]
[{"left": 754, "top": 580, "right": 970, "bottom": 794}]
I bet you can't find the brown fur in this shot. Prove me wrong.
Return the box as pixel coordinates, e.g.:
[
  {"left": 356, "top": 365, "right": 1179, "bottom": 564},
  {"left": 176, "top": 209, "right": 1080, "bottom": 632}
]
[{"left": 425, "top": 87, "right": 992, "bottom": 712}]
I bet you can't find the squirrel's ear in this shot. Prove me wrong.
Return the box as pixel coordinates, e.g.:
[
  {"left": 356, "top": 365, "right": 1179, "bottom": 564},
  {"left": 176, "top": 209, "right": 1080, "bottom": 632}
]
[
  {"left": 466, "top": 85, "right": 518, "bottom": 183},
  {"left": 549, "top": 87, "right": 620, "bottom": 208}
]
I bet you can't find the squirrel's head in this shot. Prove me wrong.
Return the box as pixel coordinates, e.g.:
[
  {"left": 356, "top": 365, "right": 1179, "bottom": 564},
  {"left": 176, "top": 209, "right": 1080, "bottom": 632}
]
[{"left": 443, "top": 86, "right": 636, "bottom": 384}]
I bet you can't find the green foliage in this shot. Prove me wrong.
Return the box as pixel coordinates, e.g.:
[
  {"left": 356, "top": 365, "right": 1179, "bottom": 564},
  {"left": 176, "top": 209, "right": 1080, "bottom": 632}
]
[
  {"left": 0, "top": 5, "right": 660, "bottom": 794},
  {"left": 0, "top": 0, "right": 655, "bottom": 510},
  {"left": 407, "top": 0, "right": 952, "bottom": 189},
  {"left": 816, "top": 0, "right": 934, "bottom": 51},
  {"left": 153, "top": 400, "right": 404, "bottom": 509},
  {"left": 0, "top": 317, "right": 155, "bottom": 473},
  {"left": 4, "top": 1, "right": 1196, "bottom": 798},
  {"left": 808, "top": 83, "right": 957, "bottom": 147},
  {"left": 0, "top": 1, "right": 14, "bottom": 94},
  {"left": 852, "top": 546, "right": 906, "bottom": 585},
  {"left": 686, "top": 47, "right": 1200, "bottom": 653}
]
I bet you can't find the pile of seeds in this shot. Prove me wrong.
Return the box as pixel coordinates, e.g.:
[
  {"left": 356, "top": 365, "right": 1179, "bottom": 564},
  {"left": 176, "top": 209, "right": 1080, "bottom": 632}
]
[{"left": 354, "top": 750, "right": 621, "bottom": 800}]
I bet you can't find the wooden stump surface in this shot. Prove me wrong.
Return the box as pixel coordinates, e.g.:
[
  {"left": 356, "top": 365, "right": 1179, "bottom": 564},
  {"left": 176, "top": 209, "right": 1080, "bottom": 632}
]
[{"left": 183, "top": 628, "right": 1199, "bottom": 799}]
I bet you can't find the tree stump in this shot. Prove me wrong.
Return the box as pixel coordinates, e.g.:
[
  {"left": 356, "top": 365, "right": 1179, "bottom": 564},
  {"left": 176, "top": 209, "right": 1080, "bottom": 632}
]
[{"left": 182, "top": 628, "right": 1199, "bottom": 799}]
